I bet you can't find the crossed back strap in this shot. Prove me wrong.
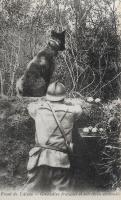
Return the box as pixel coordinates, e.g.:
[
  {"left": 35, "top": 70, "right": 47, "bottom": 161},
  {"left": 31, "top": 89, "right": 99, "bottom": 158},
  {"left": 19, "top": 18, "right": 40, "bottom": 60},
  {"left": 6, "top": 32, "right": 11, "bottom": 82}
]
[{"left": 47, "top": 102, "right": 72, "bottom": 154}]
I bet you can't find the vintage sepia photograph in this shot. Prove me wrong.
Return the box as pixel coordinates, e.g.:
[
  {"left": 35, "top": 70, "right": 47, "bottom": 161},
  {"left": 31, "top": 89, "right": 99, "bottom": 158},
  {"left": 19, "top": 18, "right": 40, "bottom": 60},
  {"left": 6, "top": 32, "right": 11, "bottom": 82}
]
[{"left": 0, "top": 0, "right": 121, "bottom": 197}]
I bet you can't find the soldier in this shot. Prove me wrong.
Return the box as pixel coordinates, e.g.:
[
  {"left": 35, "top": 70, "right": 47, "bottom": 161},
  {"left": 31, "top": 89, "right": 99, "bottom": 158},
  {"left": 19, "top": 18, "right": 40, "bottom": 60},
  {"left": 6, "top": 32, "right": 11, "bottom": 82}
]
[{"left": 25, "top": 81, "right": 83, "bottom": 192}]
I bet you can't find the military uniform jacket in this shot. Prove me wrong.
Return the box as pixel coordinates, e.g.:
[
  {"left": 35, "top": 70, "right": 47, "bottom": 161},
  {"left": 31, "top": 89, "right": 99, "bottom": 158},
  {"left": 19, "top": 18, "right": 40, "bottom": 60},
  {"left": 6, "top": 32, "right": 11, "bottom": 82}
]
[{"left": 27, "top": 100, "right": 82, "bottom": 169}]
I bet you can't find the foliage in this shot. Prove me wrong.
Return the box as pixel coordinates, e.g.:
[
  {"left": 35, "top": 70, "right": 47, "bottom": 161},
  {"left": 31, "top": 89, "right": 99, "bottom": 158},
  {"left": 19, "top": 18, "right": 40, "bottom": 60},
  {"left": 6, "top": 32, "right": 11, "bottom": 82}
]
[
  {"left": 0, "top": 0, "right": 121, "bottom": 100},
  {"left": 0, "top": 97, "right": 35, "bottom": 176},
  {"left": 77, "top": 98, "right": 121, "bottom": 189}
]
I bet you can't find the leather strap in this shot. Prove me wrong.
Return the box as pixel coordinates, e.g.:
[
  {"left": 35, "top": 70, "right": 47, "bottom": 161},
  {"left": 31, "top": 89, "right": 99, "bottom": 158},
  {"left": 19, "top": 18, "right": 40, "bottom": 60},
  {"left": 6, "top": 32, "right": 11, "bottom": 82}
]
[
  {"left": 47, "top": 102, "right": 72, "bottom": 155},
  {"left": 35, "top": 144, "right": 67, "bottom": 153}
]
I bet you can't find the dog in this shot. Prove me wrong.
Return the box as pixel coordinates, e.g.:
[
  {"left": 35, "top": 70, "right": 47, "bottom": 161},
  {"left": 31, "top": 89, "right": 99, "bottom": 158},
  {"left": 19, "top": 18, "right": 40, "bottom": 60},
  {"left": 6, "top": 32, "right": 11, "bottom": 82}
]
[{"left": 16, "top": 30, "right": 66, "bottom": 97}]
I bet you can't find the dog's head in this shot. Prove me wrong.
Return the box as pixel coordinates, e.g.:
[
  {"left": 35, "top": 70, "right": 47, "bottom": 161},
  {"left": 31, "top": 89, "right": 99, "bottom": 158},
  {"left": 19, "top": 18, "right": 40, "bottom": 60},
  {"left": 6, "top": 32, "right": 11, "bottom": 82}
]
[{"left": 49, "top": 30, "right": 66, "bottom": 51}]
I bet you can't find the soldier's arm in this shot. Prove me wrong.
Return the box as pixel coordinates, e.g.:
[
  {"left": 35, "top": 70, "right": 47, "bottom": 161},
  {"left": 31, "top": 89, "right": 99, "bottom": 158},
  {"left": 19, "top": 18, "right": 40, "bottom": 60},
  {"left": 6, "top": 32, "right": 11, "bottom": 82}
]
[
  {"left": 73, "top": 105, "right": 83, "bottom": 119},
  {"left": 66, "top": 98, "right": 91, "bottom": 119},
  {"left": 68, "top": 104, "right": 82, "bottom": 119},
  {"left": 27, "top": 102, "right": 41, "bottom": 118}
]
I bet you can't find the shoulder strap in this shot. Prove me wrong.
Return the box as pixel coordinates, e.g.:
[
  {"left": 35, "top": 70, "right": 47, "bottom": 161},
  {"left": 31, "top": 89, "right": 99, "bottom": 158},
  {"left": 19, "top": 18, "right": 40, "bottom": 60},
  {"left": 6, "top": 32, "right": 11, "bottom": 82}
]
[{"left": 47, "top": 102, "right": 72, "bottom": 154}]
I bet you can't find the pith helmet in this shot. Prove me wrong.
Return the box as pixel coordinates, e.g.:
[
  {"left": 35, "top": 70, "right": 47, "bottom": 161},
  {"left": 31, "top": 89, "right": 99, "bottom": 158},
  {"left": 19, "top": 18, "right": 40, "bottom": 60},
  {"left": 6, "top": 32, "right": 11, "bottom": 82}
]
[{"left": 46, "top": 81, "right": 66, "bottom": 101}]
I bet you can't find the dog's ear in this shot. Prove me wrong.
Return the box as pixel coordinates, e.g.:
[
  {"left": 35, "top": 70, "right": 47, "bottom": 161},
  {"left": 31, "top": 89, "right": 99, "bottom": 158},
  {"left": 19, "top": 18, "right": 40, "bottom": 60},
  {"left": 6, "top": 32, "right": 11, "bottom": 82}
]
[{"left": 61, "top": 30, "right": 66, "bottom": 36}]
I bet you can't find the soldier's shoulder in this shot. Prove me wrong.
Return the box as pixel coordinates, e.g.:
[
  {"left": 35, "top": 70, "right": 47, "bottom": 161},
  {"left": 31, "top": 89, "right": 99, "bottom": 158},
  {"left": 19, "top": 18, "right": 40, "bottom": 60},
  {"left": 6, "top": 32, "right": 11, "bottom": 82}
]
[{"left": 28, "top": 100, "right": 45, "bottom": 109}]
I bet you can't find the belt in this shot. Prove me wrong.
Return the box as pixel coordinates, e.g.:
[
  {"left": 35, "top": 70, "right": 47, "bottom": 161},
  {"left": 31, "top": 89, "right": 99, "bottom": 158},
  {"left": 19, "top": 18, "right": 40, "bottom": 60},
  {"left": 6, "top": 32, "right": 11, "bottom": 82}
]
[{"left": 35, "top": 144, "right": 67, "bottom": 154}]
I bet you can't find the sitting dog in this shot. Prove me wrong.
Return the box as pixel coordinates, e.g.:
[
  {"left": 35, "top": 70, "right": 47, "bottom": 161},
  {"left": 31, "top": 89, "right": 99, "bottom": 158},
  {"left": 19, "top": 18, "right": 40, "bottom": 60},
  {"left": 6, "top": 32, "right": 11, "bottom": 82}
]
[{"left": 16, "top": 30, "right": 66, "bottom": 97}]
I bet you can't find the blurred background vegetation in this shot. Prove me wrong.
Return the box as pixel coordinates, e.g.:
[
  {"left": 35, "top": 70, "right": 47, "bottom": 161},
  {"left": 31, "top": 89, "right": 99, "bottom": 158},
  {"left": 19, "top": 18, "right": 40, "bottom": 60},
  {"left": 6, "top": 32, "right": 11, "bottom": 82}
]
[
  {"left": 0, "top": 0, "right": 121, "bottom": 191},
  {"left": 0, "top": 0, "right": 121, "bottom": 100}
]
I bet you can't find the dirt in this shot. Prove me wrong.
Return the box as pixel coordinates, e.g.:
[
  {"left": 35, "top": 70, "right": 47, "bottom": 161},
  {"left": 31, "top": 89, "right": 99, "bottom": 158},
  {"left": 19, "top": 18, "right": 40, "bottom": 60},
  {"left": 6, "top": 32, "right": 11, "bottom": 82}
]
[{"left": 0, "top": 165, "right": 110, "bottom": 193}]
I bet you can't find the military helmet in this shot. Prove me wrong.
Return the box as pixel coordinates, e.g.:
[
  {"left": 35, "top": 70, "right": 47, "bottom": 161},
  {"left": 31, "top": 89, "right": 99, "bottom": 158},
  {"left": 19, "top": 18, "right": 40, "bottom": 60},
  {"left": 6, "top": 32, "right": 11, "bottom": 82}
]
[{"left": 46, "top": 81, "right": 66, "bottom": 101}]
